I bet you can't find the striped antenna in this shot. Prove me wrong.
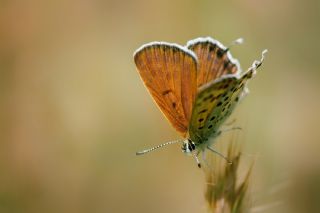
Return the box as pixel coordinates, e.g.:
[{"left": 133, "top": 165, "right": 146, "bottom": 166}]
[{"left": 136, "top": 139, "right": 183, "bottom": 155}]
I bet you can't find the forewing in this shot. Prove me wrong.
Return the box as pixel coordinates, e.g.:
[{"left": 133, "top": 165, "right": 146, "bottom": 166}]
[
  {"left": 189, "top": 50, "right": 266, "bottom": 142},
  {"left": 186, "top": 37, "right": 240, "bottom": 88},
  {"left": 134, "top": 42, "right": 198, "bottom": 136}
]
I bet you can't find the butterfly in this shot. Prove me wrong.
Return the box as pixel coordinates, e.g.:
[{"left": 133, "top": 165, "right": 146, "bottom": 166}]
[{"left": 134, "top": 37, "right": 267, "bottom": 168}]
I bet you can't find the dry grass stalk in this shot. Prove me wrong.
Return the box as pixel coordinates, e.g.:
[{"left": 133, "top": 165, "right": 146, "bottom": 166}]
[{"left": 204, "top": 142, "right": 252, "bottom": 213}]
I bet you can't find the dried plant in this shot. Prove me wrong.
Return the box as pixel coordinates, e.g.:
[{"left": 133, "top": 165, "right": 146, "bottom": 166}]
[{"left": 204, "top": 142, "right": 252, "bottom": 213}]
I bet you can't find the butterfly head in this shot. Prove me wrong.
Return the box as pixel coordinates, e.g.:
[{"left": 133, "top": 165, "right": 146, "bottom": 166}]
[{"left": 181, "top": 139, "right": 196, "bottom": 155}]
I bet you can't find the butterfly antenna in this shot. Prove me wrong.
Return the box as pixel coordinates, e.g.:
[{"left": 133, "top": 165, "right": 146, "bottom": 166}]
[
  {"left": 207, "top": 146, "right": 232, "bottom": 164},
  {"left": 193, "top": 152, "right": 201, "bottom": 168},
  {"left": 136, "top": 139, "right": 183, "bottom": 155}
]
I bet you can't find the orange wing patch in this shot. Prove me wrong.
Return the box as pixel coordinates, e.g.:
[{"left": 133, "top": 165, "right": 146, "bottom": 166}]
[
  {"left": 134, "top": 42, "right": 198, "bottom": 136},
  {"left": 186, "top": 37, "right": 240, "bottom": 88}
]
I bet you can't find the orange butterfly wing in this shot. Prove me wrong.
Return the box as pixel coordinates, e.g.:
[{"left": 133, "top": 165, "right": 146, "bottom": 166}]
[
  {"left": 186, "top": 37, "right": 240, "bottom": 88},
  {"left": 134, "top": 42, "right": 198, "bottom": 136}
]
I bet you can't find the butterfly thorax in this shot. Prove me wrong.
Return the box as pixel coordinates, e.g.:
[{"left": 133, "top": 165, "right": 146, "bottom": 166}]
[{"left": 182, "top": 130, "right": 222, "bottom": 154}]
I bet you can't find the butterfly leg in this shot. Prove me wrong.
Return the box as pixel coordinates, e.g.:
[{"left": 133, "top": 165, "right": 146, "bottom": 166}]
[
  {"left": 192, "top": 151, "right": 201, "bottom": 168},
  {"left": 223, "top": 118, "right": 237, "bottom": 126},
  {"left": 201, "top": 150, "right": 211, "bottom": 168},
  {"left": 219, "top": 126, "right": 242, "bottom": 134},
  {"left": 207, "top": 146, "right": 232, "bottom": 164}
]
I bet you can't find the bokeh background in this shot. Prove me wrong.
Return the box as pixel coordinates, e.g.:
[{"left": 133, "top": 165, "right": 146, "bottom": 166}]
[{"left": 1, "top": 0, "right": 319, "bottom": 212}]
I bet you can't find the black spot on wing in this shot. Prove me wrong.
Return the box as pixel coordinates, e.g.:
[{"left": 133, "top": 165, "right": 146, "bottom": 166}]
[
  {"left": 223, "top": 61, "right": 230, "bottom": 70},
  {"left": 223, "top": 84, "right": 229, "bottom": 89},
  {"left": 232, "top": 86, "right": 238, "bottom": 92},
  {"left": 203, "top": 94, "right": 213, "bottom": 102},
  {"left": 217, "top": 48, "right": 225, "bottom": 58},
  {"left": 209, "top": 44, "right": 217, "bottom": 52},
  {"left": 222, "top": 92, "right": 228, "bottom": 98},
  {"left": 210, "top": 96, "right": 217, "bottom": 102},
  {"left": 199, "top": 109, "right": 208, "bottom": 114}
]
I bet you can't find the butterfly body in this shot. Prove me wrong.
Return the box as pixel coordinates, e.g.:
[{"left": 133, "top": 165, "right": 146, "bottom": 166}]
[{"left": 134, "top": 37, "right": 267, "bottom": 166}]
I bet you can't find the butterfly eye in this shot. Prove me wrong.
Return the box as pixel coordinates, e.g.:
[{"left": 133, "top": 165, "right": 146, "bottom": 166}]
[
  {"left": 181, "top": 143, "right": 187, "bottom": 152},
  {"left": 181, "top": 140, "right": 195, "bottom": 153}
]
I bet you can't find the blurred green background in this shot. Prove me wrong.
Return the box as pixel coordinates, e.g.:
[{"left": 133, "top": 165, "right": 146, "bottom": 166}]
[{"left": 1, "top": 0, "right": 319, "bottom": 212}]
